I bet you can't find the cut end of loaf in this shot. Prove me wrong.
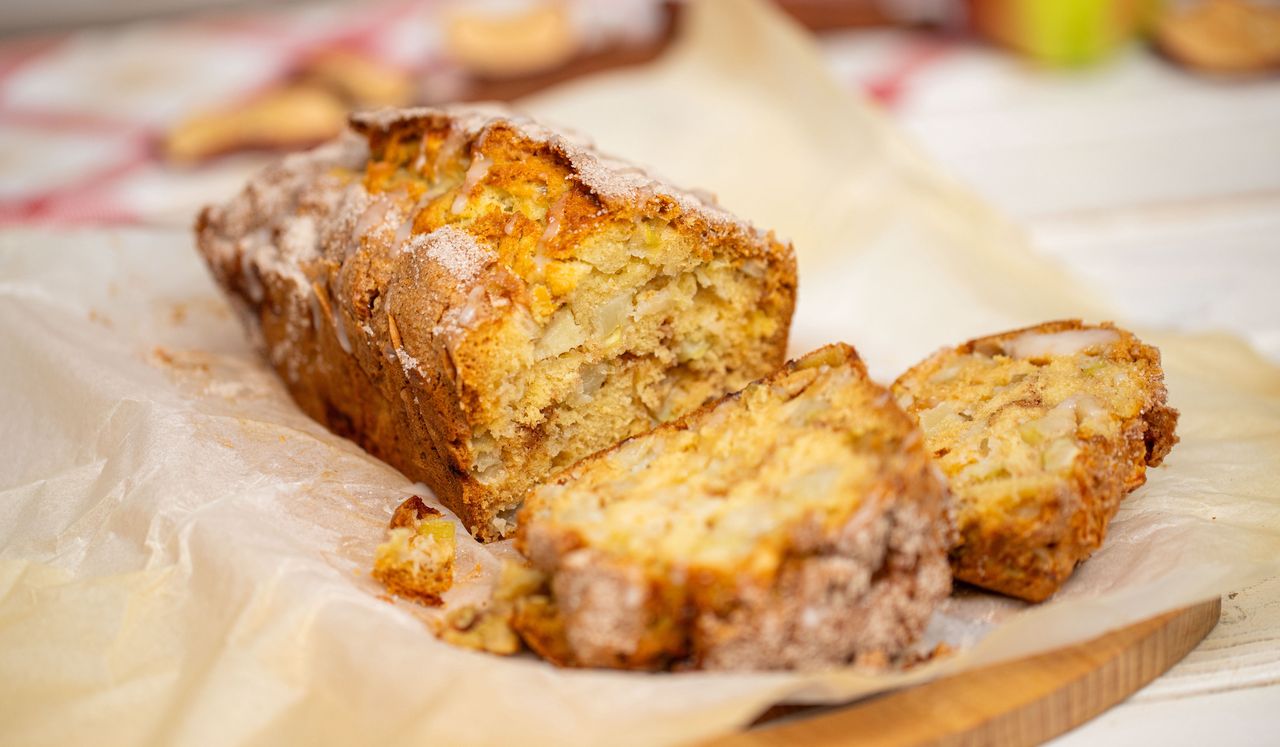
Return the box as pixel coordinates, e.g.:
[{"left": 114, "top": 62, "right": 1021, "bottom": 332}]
[{"left": 355, "top": 107, "right": 798, "bottom": 540}]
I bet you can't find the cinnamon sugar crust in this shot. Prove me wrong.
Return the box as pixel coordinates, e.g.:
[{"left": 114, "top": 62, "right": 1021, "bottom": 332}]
[{"left": 513, "top": 344, "right": 953, "bottom": 671}]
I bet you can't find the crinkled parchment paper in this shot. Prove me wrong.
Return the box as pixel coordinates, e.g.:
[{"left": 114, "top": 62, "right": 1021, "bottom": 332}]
[{"left": 2, "top": 1, "right": 1278, "bottom": 745}]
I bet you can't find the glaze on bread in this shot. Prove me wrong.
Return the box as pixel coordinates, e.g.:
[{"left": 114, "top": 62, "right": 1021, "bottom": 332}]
[
  {"left": 892, "top": 320, "right": 1179, "bottom": 602},
  {"left": 513, "top": 344, "right": 952, "bottom": 670},
  {"left": 196, "top": 104, "right": 796, "bottom": 541}
]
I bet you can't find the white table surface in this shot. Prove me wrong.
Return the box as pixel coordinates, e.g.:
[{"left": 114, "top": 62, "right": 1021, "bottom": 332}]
[{"left": 821, "top": 28, "right": 1280, "bottom": 745}]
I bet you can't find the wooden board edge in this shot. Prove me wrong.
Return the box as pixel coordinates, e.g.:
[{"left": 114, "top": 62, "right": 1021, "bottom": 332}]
[{"left": 706, "top": 597, "right": 1222, "bottom": 747}]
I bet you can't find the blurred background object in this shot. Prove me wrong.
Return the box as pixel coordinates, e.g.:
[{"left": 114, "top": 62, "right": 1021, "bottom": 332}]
[
  {"left": 0, "top": 0, "right": 277, "bottom": 33},
  {"left": 445, "top": 1, "right": 580, "bottom": 79},
  {"left": 443, "top": 1, "right": 674, "bottom": 102},
  {"left": 163, "top": 84, "right": 348, "bottom": 165},
  {"left": 966, "top": 0, "right": 1161, "bottom": 66},
  {"left": 159, "top": 1, "right": 676, "bottom": 165},
  {"left": 162, "top": 48, "right": 418, "bottom": 164},
  {"left": 1, "top": 0, "right": 1277, "bottom": 224},
  {"left": 1156, "top": 0, "right": 1280, "bottom": 73}
]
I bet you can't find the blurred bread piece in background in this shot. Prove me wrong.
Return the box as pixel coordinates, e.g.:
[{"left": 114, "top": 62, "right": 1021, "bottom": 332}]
[
  {"left": 445, "top": 1, "right": 580, "bottom": 79},
  {"left": 163, "top": 50, "right": 414, "bottom": 164},
  {"left": 1156, "top": 0, "right": 1280, "bottom": 73},
  {"left": 301, "top": 49, "right": 417, "bottom": 108},
  {"left": 163, "top": 84, "right": 349, "bottom": 165}
]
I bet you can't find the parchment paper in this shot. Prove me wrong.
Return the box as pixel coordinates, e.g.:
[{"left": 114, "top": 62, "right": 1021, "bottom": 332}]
[{"left": 1, "top": 1, "right": 1278, "bottom": 745}]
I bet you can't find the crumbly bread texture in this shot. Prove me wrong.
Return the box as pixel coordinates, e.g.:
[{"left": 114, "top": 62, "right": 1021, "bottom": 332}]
[
  {"left": 891, "top": 320, "right": 1179, "bottom": 602},
  {"left": 435, "top": 561, "right": 547, "bottom": 656},
  {"left": 513, "top": 344, "right": 953, "bottom": 671},
  {"left": 196, "top": 104, "right": 797, "bottom": 541},
  {"left": 372, "top": 496, "right": 456, "bottom": 605}
]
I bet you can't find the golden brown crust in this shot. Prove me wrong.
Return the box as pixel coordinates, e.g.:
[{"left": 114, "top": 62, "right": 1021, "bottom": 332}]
[
  {"left": 513, "top": 344, "right": 953, "bottom": 671},
  {"left": 893, "top": 320, "right": 1179, "bottom": 602},
  {"left": 373, "top": 566, "right": 449, "bottom": 606},
  {"left": 195, "top": 104, "right": 797, "bottom": 541}
]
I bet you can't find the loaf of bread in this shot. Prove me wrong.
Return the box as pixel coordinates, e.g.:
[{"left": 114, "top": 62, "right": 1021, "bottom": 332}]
[
  {"left": 196, "top": 104, "right": 797, "bottom": 541},
  {"left": 513, "top": 344, "right": 953, "bottom": 671},
  {"left": 891, "top": 321, "right": 1179, "bottom": 602}
]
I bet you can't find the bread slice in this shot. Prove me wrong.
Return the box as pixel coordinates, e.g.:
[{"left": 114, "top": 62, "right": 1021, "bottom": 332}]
[
  {"left": 513, "top": 344, "right": 952, "bottom": 671},
  {"left": 891, "top": 320, "right": 1179, "bottom": 602},
  {"left": 195, "top": 104, "right": 796, "bottom": 541}
]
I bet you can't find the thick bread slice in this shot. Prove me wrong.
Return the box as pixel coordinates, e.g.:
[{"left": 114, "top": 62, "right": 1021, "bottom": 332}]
[
  {"left": 514, "top": 344, "right": 952, "bottom": 671},
  {"left": 891, "top": 320, "right": 1179, "bottom": 602},
  {"left": 195, "top": 104, "right": 796, "bottom": 541}
]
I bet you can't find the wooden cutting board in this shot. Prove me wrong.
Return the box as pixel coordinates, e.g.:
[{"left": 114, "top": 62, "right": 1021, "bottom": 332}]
[{"left": 709, "top": 597, "right": 1221, "bottom": 747}]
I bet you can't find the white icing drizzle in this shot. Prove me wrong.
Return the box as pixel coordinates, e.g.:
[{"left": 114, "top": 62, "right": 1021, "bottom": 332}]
[
  {"left": 394, "top": 213, "right": 416, "bottom": 249},
  {"left": 413, "top": 130, "right": 430, "bottom": 172},
  {"left": 1004, "top": 328, "right": 1120, "bottom": 360},
  {"left": 540, "top": 190, "right": 570, "bottom": 248},
  {"left": 239, "top": 245, "right": 264, "bottom": 302},
  {"left": 334, "top": 311, "right": 352, "bottom": 354},
  {"left": 454, "top": 285, "right": 488, "bottom": 328},
  {"left": 308, "top": 287, "right": 325, "bottom": 332},
  {"left": 451, "top": 152, "right": 492, "bottom": 214},
  {"left": 354, "top": 197, "right": 394, "bottom": 239}
]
